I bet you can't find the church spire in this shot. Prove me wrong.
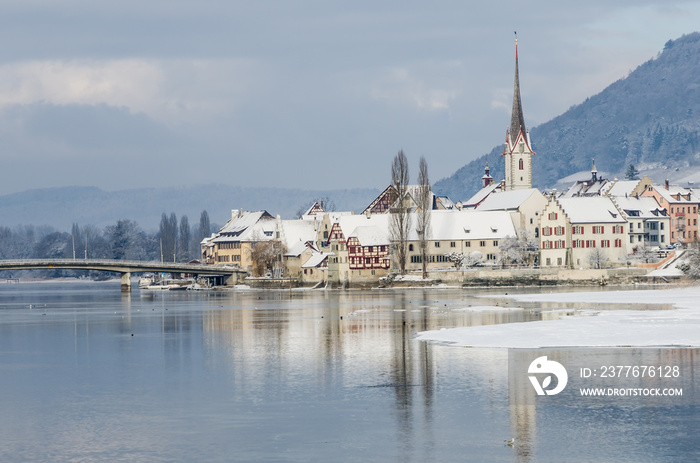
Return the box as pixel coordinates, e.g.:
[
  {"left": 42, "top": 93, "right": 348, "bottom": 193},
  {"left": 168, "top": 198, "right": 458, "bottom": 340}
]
[{"left": 509, "top": 31, "right": 526, "bottom": 145}]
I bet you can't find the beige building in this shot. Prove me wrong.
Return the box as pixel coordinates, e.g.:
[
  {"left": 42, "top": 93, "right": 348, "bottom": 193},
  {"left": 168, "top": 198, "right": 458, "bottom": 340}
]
[
  {"left": 473, "top": 188, "right": 547, "bottom": 238},
  {"left": 539, "top": 196, "right": 628, "bottom": 268},
  {"left": 403, "top": 210, "right": 517, "bottom": 272},
  {"left": 202, "top": 210, "right": 276, "bottom": 272}
]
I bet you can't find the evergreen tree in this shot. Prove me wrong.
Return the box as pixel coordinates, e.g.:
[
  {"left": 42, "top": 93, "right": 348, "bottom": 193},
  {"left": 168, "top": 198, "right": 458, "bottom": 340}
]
[{"left": 625, "top": 164, "right": 640, "bottom": 180}]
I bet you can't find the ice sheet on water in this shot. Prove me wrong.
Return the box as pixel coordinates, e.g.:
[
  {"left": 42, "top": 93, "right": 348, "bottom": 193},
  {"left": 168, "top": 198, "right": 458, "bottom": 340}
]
[{"left": 415, "top": 286, "right": 700, "bottom": 348}]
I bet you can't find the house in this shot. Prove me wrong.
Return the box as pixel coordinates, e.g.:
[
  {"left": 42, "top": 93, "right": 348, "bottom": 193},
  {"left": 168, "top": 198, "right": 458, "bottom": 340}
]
[
  {"left": 606, "top": 194, "right": 670, "bottom": 253},
  {"left": 277, "top": 215, "right": 329, "bottom": 282},
  {"left": 403, "top": 210, "right": 517, "bottom": 272},
  {"left": 320, "top": 213, "right": 391, "bottom": 285},
  {"left": 202, "top": 210, "right": 276, "bottom": 272},
  {"left": 636, "top": 177, "right": 700, "bottom": 245},
  {"left": 473, "top": 188, "right": 547, "bottom": 238},
  {"left": 539, "top": 196, "right": 627, "bottom": 268}
]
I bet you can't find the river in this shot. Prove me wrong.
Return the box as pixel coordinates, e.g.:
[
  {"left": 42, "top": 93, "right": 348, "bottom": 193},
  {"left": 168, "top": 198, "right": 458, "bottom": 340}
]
[{"left": 0, "top": 281, "right": 697, "bottom": 462}]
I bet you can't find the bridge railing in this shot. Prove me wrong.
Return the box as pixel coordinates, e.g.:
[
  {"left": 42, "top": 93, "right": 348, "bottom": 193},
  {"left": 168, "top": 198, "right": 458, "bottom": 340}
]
[{"left": 0, "top": 258, "right": 243, "bottom": 272}]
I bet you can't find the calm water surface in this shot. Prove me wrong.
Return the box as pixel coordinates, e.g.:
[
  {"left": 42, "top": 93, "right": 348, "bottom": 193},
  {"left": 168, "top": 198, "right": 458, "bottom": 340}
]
[{"left": 0, "top": 282, "right": 697, "bottom": 462}]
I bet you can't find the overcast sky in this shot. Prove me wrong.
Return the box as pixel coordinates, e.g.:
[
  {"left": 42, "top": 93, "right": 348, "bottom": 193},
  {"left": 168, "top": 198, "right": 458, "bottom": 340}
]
[{"left": 1, "top": 1, "right": 699, "bottom": 195}]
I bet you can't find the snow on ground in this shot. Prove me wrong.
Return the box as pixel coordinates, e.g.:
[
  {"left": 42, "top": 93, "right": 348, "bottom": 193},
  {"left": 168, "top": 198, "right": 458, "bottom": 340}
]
[{"left": 415, "top": 286, "right": 700, "bottom": 348}]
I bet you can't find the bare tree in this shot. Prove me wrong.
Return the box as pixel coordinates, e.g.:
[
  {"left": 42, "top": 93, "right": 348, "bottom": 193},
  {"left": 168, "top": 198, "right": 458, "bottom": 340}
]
[
  {"left": 416, "top": 156, "right": 431, "bottom": 279},
  {"left": 390, "top": 150, "right": 411, "bottom": 275},
  {"left": 587, "top": 248, "right": 609, "bottom": 269},
  {"left": 250, "top": 240, "right": 287, "bottom": 277}
]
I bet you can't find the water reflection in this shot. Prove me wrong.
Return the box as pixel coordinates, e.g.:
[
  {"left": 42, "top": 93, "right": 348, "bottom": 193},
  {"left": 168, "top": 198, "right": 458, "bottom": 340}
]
[{"left": 0, "top": 282, "right": 697, "bottom": 462}]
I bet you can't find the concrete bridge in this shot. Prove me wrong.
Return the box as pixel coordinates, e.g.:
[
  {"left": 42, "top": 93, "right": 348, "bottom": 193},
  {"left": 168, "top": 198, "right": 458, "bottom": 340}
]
[{"left": 0, "top": 259, "right": 247, "bottom": 291}]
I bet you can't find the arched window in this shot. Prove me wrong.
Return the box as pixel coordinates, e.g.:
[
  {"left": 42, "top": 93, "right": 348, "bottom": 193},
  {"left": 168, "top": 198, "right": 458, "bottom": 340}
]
[{"left": 519, "top": 158, "right": 524, "bottom": 170}]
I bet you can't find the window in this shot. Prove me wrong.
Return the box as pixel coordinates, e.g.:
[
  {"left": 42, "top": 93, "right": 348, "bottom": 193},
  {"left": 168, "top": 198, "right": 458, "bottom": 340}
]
[
  {"left": 493, "top": 241, "right": 498, "bottom": 246},
  {"left": 546, "top": 258, "right": 551, "bottom": 266},
  {"left": 548, "top": 212, "right": 558, "bottom": 220},
  {"left": 557, "top": 257, "right": 562, "bottom": 266},
  {"left": 519, "top": 158, "right": 524, "bottom": 170},
  {"left": 434, "top": 242, "right": 440, "bottom": 248},
  {"left": 614, "top": 239, "right": 622, "bottom": 248},
  {"left": 592, "top": 226, "right": 604, "bottom": 234},
  {"left": 465, "top": 241, "right": 471, "bottom": 247},
  {"left": 450, "top": 242, "right": 456, "bottom": 248},
  {"left": 479, "top": 241, "right": 486, "bottom": 247},
  {"left": 409, "top": 244, "right": 414, "bottom": 251},
  {"left": 411, "top": 255, "right": 421, "bottom": 263},
  {"left": 601, "top": 240, "right": 610, "bottom": 248},
  {"left": 572, "top": 225, "right": 584, "bottom": 234}
]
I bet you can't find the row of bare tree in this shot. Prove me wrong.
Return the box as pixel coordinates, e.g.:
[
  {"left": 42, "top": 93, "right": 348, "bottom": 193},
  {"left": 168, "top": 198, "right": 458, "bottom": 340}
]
[{"left": 390, "top": 150, "right": 431, "bottom": 278}]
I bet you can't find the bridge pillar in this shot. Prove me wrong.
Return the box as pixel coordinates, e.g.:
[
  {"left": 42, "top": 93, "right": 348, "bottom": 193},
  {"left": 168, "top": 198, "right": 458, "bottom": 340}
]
[{"left": 121, "top": 272, "right": 132, "bottom": 292}]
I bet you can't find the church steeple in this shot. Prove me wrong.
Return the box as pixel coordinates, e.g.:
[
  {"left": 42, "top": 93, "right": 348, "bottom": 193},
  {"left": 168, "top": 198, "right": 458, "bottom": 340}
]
[
  {"left": 501, "top": 32, "right": 534, "bottom": 191},
  {"left": 509, "top": 32, "right": 526, "bottom": 146}
]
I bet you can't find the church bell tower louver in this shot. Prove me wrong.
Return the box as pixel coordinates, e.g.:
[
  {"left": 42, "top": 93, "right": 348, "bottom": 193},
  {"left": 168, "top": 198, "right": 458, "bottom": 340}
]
[{"left": 502, "top": 32, "right": 534, "bottom": 191}]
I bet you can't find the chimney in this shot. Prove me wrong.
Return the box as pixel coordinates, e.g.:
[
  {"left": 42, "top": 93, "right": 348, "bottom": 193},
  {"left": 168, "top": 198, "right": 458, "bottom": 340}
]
[
  {"left": 665, "top": 179, "right": 669, "bottom": 190},
  {"left": 231, "top": 209, "right": 240, "bottom": 220}
]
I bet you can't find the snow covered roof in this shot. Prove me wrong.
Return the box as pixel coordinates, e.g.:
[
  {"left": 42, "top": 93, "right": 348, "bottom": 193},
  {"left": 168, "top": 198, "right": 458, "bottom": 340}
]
[
  {"left": 333, "top": 213, "right": 391, "bottom": 241},
  {"left": 435, "top": 195, "right": 455, "bottom": 210},
  {"left": 562, "top": 178, "right": 609, "bottom": 197},
  {"left": 302, "top": 252, "right": 330, "bottom": 268},
  {"left": 601, "top": 180, "right": 640, "bottom": 197},
  {"left": 612, "top": 196, "right": 667, "bottom": 219},
  {"left": 558, "top": 197, "right": 626, "bottom": 223},
  {"left": 463, "top": 183, "right": 501, "bottom": 208},
  {"left": 278, "top": 218, "right": 317, "bottom": 252},
  {"left": 408, "top": 210, "right": 516, "bottom": 241},
  {"left": 348, "top": 225, "right": 390, "bottom": 246},
  {"left": 213, "top": 210, "right": 275, "bottom": 242},
  {"left": 476, "top": 188, "right": 542, "bottom": 211},
  {"left": 650, "top": 184, "right": 700, "bottom": 204}
]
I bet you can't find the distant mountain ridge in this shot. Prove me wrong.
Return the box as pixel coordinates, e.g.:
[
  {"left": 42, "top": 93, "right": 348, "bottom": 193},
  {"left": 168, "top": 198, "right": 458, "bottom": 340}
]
[
  {"left": 0, "top": 185, "right": 379, "bottom": 231},
  {"left": 434, "top": 32, "right": 700, "bottom": 200}
]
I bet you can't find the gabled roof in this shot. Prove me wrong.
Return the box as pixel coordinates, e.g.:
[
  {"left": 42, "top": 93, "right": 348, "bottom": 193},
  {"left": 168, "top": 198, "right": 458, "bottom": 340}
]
[
  {"left": 558, "top": 197, "right": 626, "bottom": 224},
  {"left": 612, "top": 196, "right": 667, "bottom": 219},
  {"left": 330, "top": 214, "right": 391, "bottom": 244},
  {"left": 601, "top": 180, "right": 641, "bottom": 197},
  {"left": 278, "top": 218, "right": 317, "bottom": 251},
  {"left": 347, "top": 225, "right": 390, "bottom": 247},
  {"left": 463, "top": 182, "right": 502, "bottom": 208},
  {"left": 648, "top": 184, "right": 700, "bottom": 204},
  {"left": 408, "top": 210, "right": 516, "bottom": 241},
  {"left": 476, "top": 188, "right": 543, "bottom": 211},
  {"left": 362, "top": 185, "right": 398, "bottom": 214},
  {"left": 214, "top": 210, "right": 275, "bottom": 242},
  {"left": 302, "top": 252, "right": 330, "bottom": 269},
  {"left": 301, "top": 201, "right": 325, "bottom": 219}
]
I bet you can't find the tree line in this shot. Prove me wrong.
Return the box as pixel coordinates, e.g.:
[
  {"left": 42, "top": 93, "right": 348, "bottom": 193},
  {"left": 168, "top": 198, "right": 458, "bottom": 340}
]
[{"left": 0, "top": 211, "right": 214, "bottom": 278}]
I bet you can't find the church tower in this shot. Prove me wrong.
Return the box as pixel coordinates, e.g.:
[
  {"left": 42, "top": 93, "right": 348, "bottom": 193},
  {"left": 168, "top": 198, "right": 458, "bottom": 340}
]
[{"left": 502, "top": 33, "right": 534, "bottom": 191}]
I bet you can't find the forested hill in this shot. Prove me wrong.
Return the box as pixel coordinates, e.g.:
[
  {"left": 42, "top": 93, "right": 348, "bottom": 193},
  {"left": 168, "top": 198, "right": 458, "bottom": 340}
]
[
  {"left": 0, "top": 185, "right": 379, "bottom": 231},
  {"left": 434, "top": 32, "right": 700, "bottom": 201}
]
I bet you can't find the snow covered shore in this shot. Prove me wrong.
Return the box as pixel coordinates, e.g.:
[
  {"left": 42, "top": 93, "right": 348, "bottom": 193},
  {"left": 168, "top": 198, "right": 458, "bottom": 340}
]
[{"left": 415, "top": 286, "right": 700, "bottom": 348}]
